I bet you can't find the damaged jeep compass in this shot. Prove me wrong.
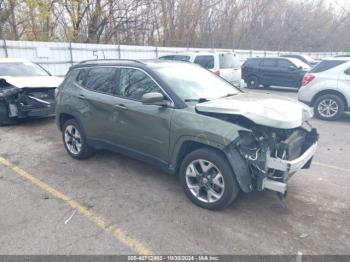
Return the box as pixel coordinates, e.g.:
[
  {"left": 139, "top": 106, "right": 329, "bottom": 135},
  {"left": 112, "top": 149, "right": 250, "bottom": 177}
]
[{"left": 56, "top": 59, "right": 318, "bottom": 210}]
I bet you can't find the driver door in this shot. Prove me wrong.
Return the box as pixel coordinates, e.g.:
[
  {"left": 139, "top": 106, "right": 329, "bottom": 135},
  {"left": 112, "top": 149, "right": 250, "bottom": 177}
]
[{"left": 114, "top": 67, "right": 174, "bottom": 165}]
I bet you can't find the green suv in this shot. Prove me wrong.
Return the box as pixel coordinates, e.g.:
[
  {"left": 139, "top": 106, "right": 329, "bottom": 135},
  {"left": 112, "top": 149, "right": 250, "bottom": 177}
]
[{"left": 56, "top": 59, "right": 318, "bottom": 210}]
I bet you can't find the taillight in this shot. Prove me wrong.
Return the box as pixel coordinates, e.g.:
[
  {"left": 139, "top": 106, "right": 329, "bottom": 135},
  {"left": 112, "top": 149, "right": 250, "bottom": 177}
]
[
  {"left": 303, "top": 74, "right": 315, "bottom": 86},
  {"left": 214, "top": 70, "right": 220, "bottom": 76}
]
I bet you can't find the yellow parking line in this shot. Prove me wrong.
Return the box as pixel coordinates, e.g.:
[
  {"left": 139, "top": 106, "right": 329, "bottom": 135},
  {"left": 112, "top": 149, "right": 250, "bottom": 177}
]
[
  {"left": 0, "top": 156, "right": 154, "bottom": 255},
  {"left": 314, "top": 161, "right": 350, "bottom": 173}
]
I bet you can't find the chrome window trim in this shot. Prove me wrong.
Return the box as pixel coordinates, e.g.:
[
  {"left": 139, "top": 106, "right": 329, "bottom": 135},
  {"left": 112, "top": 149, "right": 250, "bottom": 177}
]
[{"left": 71, "top": 65, "right": 175, "bottom": 107}]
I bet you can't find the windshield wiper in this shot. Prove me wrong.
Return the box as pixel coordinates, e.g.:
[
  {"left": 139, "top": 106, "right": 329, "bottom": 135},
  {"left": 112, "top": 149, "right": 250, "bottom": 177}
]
[
  {"left": 184, "top": 98, "right": 209, "bottom": 103},
  {"left": 218, "top": 93, "right": 238, "bottom": 99}
]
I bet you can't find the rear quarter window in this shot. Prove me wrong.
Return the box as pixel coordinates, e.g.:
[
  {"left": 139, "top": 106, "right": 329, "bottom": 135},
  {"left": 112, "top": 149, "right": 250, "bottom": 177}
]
[
  {"left": 194, "top": 55, "right": 215, "bottom": 69},
  {"left": 310, "top": 60, "right": 347, "bottom": 73}
]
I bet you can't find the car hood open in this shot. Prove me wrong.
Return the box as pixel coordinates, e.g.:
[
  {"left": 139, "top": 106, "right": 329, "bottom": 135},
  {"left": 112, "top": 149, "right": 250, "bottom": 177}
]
[
  {"left": 0, "top": 76, "right": 63, "bottom": 89},
  {"left": 195, "top": 92, "right": 314, "bottom": 129}
]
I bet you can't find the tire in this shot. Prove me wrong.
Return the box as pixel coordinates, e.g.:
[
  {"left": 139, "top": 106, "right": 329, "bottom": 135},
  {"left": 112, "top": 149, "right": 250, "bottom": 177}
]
[
  {"left": 246, "top": 75, "right": 259, "bottom": 89},
  {"left": 179, "top": 148, "right": 240, "bottom": 210},
  {"left": 314, "top": 94, "right": 345, "bottom": 121},
  {"left": 0, "top": 102, "right": 17, "bottom": 126},
  {"left": 62, "top": 119, "right": 94, "bottom": 159}
]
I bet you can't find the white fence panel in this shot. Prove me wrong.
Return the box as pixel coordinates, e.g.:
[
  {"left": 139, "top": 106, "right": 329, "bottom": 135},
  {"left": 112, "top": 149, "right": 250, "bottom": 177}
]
[{"left": 1, "top": 40, "right": 350, "bottom": 76}]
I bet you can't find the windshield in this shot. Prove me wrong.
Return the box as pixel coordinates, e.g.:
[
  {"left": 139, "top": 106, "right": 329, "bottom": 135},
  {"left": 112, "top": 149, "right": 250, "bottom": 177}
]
[
  {"left": 288, "top": 58, "right": 310, "bottom": 70},
  {"left": 153, "top": 63, "right": 240, "bottom": 101},
  {"left": 301, "top": 55, "right": 316, "bottom": 63},
  {"left": 0, "top": 62, "right": 50, "bottom": 77}
]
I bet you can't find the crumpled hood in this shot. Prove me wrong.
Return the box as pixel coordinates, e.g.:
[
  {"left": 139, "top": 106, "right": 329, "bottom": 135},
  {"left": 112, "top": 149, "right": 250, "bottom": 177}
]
[
  {"left": 195, "top": 92, "right": 314, "bottom": 129},
  {"left": 0, "top": 76, "right": 63, "bottom": 89}
]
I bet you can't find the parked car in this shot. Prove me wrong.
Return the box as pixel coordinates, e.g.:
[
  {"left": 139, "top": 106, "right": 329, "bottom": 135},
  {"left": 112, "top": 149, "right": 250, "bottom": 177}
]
[
  {"left": 280, "top": 54, "right": 318, "bottom": 67},
  {"left": 56, "top": 59, "right": 318, "bottom": 210},
  {"left": 241, "top": 57, "right": 311, "bottom": 89},
  {"left": 0, "top": 58, "right": 63, "bottom": 125},
  {"left": 159, "top": 52, "right": 242, "bottom": 87},
  {"left": 298, "top": 57, "right": 350, "bottom": 120}
]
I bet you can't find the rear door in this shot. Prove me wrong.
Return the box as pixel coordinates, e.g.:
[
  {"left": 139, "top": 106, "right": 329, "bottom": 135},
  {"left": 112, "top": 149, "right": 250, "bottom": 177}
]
[
  {"left": 73, "top": 66, "right": 121, "bottom": 142},
  {"left": 113, "top": 67, "right": 174, "bottom": 164},
  {"left": 218, "top": 53, "right": 241, "bottom": 84}
]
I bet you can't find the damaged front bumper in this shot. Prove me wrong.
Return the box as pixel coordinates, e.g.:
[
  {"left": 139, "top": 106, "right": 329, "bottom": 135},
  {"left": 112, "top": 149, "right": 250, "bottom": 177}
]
[
  {"left": 266, "top": 141, "right": 317, "bottom": 175},
  {"left": 226, "top": 125, "right": 319, "bottom": 195},
  {"left": 0, "top": 85, "right": 56, "bottom": 123},
  {"left": 263, "top": 141, "right": 317, "bottom": 194}
]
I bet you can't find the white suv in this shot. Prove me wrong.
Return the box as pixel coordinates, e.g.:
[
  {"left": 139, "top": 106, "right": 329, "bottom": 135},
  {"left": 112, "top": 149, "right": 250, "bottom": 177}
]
[
  {"left": 298, "top": 57, "right": 350, "bottom": 120},
  {"left": 159, "top": 52, "right": 241, "bottom": 87}
]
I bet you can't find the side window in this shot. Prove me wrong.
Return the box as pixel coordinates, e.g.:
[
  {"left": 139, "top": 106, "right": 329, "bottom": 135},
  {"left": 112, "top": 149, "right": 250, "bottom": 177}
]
[
  {"left": 76, "top": 67, "right": 117, "bottom": 94},
  {"left": 194, "top": 55, "right": 215, "bottom": 69},
  {"left": 277, "top": 59, "right": 293, "bottom": 69},
  {"left": 261, "top": 59, "right": 277, "bottom": 68},
  {"left": 118, "top": 68, "right": 161, "bottom": 101}
]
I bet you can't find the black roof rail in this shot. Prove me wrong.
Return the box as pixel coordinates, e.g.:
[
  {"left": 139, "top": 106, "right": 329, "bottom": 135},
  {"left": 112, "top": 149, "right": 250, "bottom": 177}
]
[{"left": 77, "top": 59, "right": 145, "bottom": 65}]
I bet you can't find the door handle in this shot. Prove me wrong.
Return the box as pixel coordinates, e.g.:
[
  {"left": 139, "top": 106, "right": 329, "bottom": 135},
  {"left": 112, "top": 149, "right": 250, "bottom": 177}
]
[
  {"left": 113, "top": 104, "right": 128, "bottom": 110},
  {"left": 78, "top": 94, "right": 86, "bottom": 100}
]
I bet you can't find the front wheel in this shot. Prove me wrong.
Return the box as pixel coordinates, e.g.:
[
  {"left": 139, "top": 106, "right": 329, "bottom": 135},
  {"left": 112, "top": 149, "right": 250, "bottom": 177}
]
[
  {"left": 314, "top": 94, "right": 344, "bottom": 121},
  {"left": 62, "top": 119, "right": 94, "bottom": 159},
  {"left": 179, "top": 148, "right": 240, "bottom": 210}
]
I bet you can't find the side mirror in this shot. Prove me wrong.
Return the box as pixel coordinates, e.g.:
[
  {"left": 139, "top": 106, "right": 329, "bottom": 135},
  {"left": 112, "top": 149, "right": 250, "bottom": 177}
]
[
  {"left": 345, "top": 68, "right": 350, "bottom": 75},
  {"left": 288, "top": 65, "right": 297, "bottom": 71},
  {"left": 142, "top": 92, "right": 169, "bottom": 106}
]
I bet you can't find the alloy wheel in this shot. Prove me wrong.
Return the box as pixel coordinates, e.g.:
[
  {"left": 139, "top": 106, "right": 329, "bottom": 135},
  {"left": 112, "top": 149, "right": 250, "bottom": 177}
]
[
  {"left": 185, "top": 159, "right": 225, "bottom": 203},
  {"left": 64, "top": 125, "right": 82, "bottom": 155},
  {"left": 317, "top": 98, "right": 339, "bottom": 118}
]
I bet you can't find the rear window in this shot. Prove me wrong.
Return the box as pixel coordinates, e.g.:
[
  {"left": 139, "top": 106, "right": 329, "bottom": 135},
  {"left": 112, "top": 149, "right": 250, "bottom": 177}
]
[
  {"left": 194, "top": 55, "right": 214, "bottom": 69},
  {"left": 159, "top": 55, "right": 190, "bottom": 61},
  {"left": 172, "top": 55, "right": 190, "bottom": 62},
  {"left": 243, "top": 58, "right": 260, "bottom": 67},
  {"left": 219, "top": 53, "right": 240, "bottom": 69},
  {"left": 159, "top": 55, "right": 174, "bottom": 60},
  {"left": 310, "top": 60, "right": 347, "bottom": 73}
]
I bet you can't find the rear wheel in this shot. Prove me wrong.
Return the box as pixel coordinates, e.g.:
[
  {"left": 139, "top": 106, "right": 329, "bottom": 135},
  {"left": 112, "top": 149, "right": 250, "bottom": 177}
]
[
  {"left": 62, "top": 119, "right": 94, "bottom": 159},
  {"left": 246, "top": 75, "right": 259, "bottom": 89},
  {"left": 179, "top": 148, "right": 240, "bottom": 210},
  {"left": 314, "top": 94, "right": 344, "bottom": 121}
]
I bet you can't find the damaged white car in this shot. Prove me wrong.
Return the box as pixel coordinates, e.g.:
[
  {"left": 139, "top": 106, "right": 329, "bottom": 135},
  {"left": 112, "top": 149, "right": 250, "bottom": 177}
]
[{"left": 0, "top": 59, "right": 62, "bottom": 125}]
